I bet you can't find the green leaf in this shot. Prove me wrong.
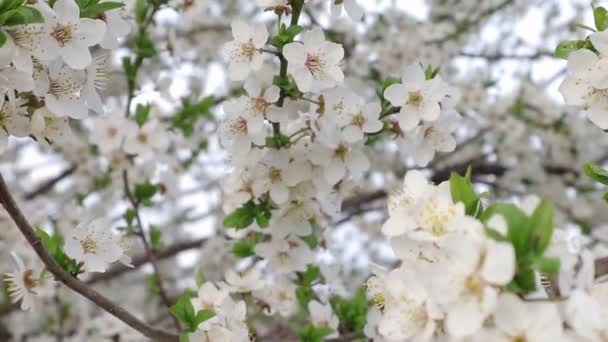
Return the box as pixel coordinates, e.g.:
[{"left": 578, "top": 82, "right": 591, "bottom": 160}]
[
  {"left": 149, "top": 226, "right": 162, "bottom": 249},
  {"left": 424, "top": 64, "right": 440, "bottom": 80},
  {"left": 172, "top": 97, "right": 215, "bottom": 136},
  {"left": 134, "top": 31, "right": 156, "bottom": 58},
  {"left": 0, "top": 30, "right": 6, "bottom": 48},
  {"left": 583, "top": 162, "right": 608, "bottom": 185},
  {"left": 508, "top": 269, "right": 536, "bottom": 293},
  {"left": 330, "top": 288, "right": 368, "bottom": 334},
  {"left": 0, "top": 6, "right": 42, "bottom": 25},
  {"left": 300, "top": 265, "right": 320, "bottom": 287},
  {"left": 134, "top": 0, "right": 147, "bottom": 24},
  {"left": 193, "top": 309, "right": 215, "bottom": 327},
  {"left": 296, "top": 285, "right": 315, "bottom": 310},
  {"left": 223, "top": 201, "right": 256, "bottom": 229},
  {"left": 595, "top": 6, "right": 608, "bottom": 31},
  {"left": 170, "top": 293, "right": 194, "bottom": 325},
  {"left": 269, "top": 24, "right": 302, "bottom": 48},
  {"left": 134, "top": 182, "right": 158, "bottom": 202},
  {"left": 449, "top": 171, "right": 482, "bottom": 217},
  {"left": 134, "top": 104, "right": 151, "bottom": 126},
  {"left": 232, "top": 241, "right": 255, "bottom": 258},
  {"left": 0, "top": 0, "right": 25, "bottom": 13},
  {"left": 554, "top": 40, "right": 584, "bottom": 59},
  {"left": 481, "top": 204, "right": 529, "bottom": 257},
  {"left": 299, "top": 325, "right": 335, "bottom": 342},
  {"left": 124, "top": 209, "right": 137, "bottom": 226},
  {"left": 527, "top": 200, "right": 554, "bottom": 254},
  {"left": 36, "top": 227, "right": 57, "bottom": 254},
  {"left": 301, "top": 233, "right": 318, "bottom": 249},
  {"left": 179, "top": 332, "right": 190, "bottom": 342},
  {"left": 534, "top": 257, "right": 560, "bottom": 274},
  {"left": 80, "top": 1, "right": 124, "bottom": 18}
]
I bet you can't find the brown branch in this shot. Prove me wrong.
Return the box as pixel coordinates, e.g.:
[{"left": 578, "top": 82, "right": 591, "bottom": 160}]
[
  {"left": 24, "top": 165, "right": 77, "bottom": 200},
  {"left": 458, "top": 51, "right": 553, "bottom": 61},
  {"left": 86, "top": 238, "right": 206, "bottom": 284},
  {"left": 0, "top": 173, "right": 178, "bottom": 341}
]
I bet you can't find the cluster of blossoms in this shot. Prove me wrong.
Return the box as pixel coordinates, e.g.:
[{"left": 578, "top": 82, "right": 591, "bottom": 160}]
[
  {"left": 0, "top": 0, "right": 130, "bottom": 150},
  {"left": 560, "top": 30, "right": 608, "bottom": 130},
  {"left": 366, "top": 170, "right": 608, "bottom": 340},
  {"left": 216, "top": 0, "right": 464, "bottom": 334}
]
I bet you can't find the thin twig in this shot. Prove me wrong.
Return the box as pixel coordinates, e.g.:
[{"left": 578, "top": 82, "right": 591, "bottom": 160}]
[
  {"left": 24, "top": 165, "right": 77, "bottom": 200},
  {"left": 0, "top": 172, "right": 178, "bottom": 341},
  {"left": 122, "top": 170, "right": 181, "bottom": 331}
]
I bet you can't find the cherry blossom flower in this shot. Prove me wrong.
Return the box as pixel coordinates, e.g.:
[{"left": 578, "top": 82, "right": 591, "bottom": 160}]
[
  {"left": 63, "top": 218, "right": 131, "bottom": 273},
  {"left": 36, "top": 61, "right": 87, "bottom": 119},
  {"left": 283, "top": 27, "right": 344, "bottom": 92},
  {"left": 3, "top": 252, "right": 52, "bottom": 311},
  {"left": 222, "top": 20, "right": 268, "bottom": 81},
  {"left": 123, "top": 119, "right": 170, "bottom": 158},
  {"left": 37, "top": 0, "right": 106, "bottom": 69},
  {"left": 90, "top": 112, "right": 135, "bottom": 154},
  {"left": 383, "top": 64, "right": 450, "bottom": 130}
]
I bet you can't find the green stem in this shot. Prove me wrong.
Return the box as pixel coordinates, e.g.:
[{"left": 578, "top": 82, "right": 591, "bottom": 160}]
[{"left": 273, "top": 0, "right": 306, "bottom": 136}]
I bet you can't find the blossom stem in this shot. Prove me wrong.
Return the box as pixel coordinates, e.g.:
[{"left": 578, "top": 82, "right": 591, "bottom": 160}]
[
  {"left": 0, "top": 173, "right": 179, "bottom": 341},
  {"left": 260, "top": 48, "right": 280, "bottom": 56},
  {"left": 273, "top": 0, "right": 305, "bottom": 136}
]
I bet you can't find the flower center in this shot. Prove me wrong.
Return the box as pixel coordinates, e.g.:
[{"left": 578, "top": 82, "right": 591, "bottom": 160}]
[
  {"left": 407, "top": 91, "right": 423, "bottom": 107},
  {"left": 22, "top": 270, "right": 37, "bottom": 289},
  {"left": 305, "top": 54, "right": 322, "bottom": 76},
  {"left": 240, "top": 40, "right": 256, "bottom": 60},
  {"left": 268, "top": 167, "right": 282, "bottom": 183},
  {"left": 231, "top": 117, "right": 248, "bottom": 134},
  {"left": 352, "top": 113, "right": 366, "bottom": 128},
  {"left": 253, "top": 97, "right": 270, "bottom": 114},
  {"left": 333, "top": 144, "right": 348, "bottom": 161},
  {"left": 423, "top": 126, "right": 438, "bottom": 140},
  {"left": 137, "top": 132, "right": 148, "bottom": 143},
  {"left": 50, "top": 24, "right": 73, "bottom": 47},
  {"left": 107, "top": 126, "right": 118, "bottom": 137},
  {"left": 465, "top": 274, "right": 484, "bottom": 297},
  {"left": 81, "top": 238, "right": 98, "bottom": 253},
  {"left": 371, "top": 293, "right": 385, "bottom": 312}
]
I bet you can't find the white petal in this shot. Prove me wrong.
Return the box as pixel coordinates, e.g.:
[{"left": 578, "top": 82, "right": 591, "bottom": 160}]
[
  {"left": 481, "top": 240, "right": 515, "bottom": 285},
  {"left": 74, "top": 19, "right": 106, "bottom": 47},
  {"left": 61, "top": 45, "right": 92, "bottom": 69},
  {"left": 383, "top": 83, "right": 406, "bottom": 106},
  {"left": 54, "top": 0, "right": 80, "bottom": 23}
]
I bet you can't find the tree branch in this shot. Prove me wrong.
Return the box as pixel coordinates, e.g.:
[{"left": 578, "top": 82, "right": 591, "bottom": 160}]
[
  {"left": 24, "top": 165, "right": 77, "bottom": 200},
  {"left": 0, "top": 173, "right": 178, "bottom": 342},
  {"left": 86, "top": 238, "right": 207, "bottom": 284}
]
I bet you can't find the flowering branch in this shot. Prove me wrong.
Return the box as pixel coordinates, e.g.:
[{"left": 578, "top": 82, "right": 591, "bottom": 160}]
[{"left": 0, "top": 173, "right": 179, "bottom": 342}]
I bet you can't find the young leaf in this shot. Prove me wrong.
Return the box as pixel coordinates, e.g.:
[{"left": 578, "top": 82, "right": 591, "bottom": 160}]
[
  {"left": 0, "top": 5, "right": 43, "bottom": 25},
  {"left": 583, "top": 162, "right": 608, "bottom": 185},
  {"left": 134, "top": 182, "right": 158, "bottom": 202},
  {"left": 232, "top": 241, "right": 255, "bottom": 258},
  {"left": 527, "top": 200, "right": 554, "bottom": 254},
  {"left": 534, "top": 257, "right": 560, "bottom": 274},
  {"left": 554, "top": 40, "right": 583, "bottom": 59},
  {"left": 223, "top": 201, "right": 256, "bottom": 229},
  {"left": 481, "top": 204, "right": 529, "bottom": 256},
  {"left": 449, "top": 171, "right": 482, "bottom": 217},
  {"left": 595, "top": 6, "right": 608, "bottom": 31}
]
